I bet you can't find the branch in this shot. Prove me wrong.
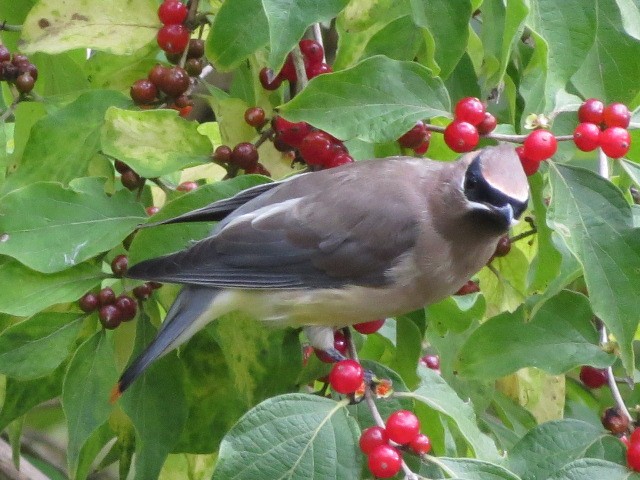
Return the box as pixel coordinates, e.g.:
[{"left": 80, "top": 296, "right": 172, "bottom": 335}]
[
  {"left": 0, "top": 437, "right": 50, "bottom": 480},
  {"left": 311, "top": 23, "right": 326, "bottom": 63},
  {"left": 424, "top": 123, "right": 573, "bottom": 143},
  {"left": 0, "top": 22, "right": 22, "bottom": 32}
]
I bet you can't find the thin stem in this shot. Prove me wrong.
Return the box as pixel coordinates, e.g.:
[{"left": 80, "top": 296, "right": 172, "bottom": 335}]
[
  {"left": 425, "top": 123, "right": 573, "bottom": 143},
  {"left": 254, "top": 128, "right": 274, "bottom": 149},
  {"left": 600, "top": 325, "right": 633, "bottom": 422},
  {"left": 311, "top": 23, "right": 326, "bottom": 63},
  {"left": 0, "top": 22, "right": 21, "bottom": 32},
  {"left": 598, "top": 147, "right": 609, "bottom": 178},
  {"left": 0, "top": 97, "right": 20, "bottom": 123},
  {"left": 291, "top": 45, "right": 308, "bottom": 93},
  {"left": 149, "top": 177, "right": 174, "bottom": 195},
  {"left": 510, "top": 228, "right": 537, "bottom": 243},
  {"left": 0, "top": 436, "right": 50, "bottom": 480}
]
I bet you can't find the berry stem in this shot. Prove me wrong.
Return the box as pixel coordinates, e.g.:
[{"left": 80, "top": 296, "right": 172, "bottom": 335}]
[
  {"left": 600, "top": 325, "right": 633, "bottom": 422},
  {"left": 509, "top": 228, "right": 537, "bottom": 244},
  {"left": 311, "top": 23, "right": 326, "bottom": 63},
  {"left": 291, "top": 45, "right": 308, "bottom": 93},
  {"left": 598, "top": 147, "right": 609, "bottom": 178},
  {"left": 0, "top": 96, "right": 20, "bottom": 123},
  {"left": 425, "top": 123, "right": 573, "bottom": 143},
  {"left": 254, "top": 127, "right": 274, "bottom": 149}
]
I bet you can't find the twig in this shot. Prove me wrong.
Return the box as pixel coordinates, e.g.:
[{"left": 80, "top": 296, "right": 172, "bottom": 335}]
[
  {"left": 291, "top": 45, "right": 308, "bottom": 93},
  {"left": 597, "top": 147, "right": 609, "bottom": 178},
  {"left": 311, "top": 24, "right": 326, "bottom": 63},
  {"left": 254, "top": 128, "right": 274, "bottom": 149},
  {"left": 0, "top": 437, "right": 50, "bottom": 480},
  {"left": 424, "top": 124, "right": 573, "bottom": 143},
  {"left": 600, "top": 326, "right": 633, "bottom": 422},
  {"left": 0, "top": 22, "right": 21, "bottom": 32},
  {"left": 510, "top": 228, "right": 537, "bottom": 243}
]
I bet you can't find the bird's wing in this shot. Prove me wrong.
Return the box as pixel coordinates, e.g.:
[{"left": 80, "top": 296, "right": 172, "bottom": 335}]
[{"left": 127, "top": 161, "right": 423, "bottom": 289}]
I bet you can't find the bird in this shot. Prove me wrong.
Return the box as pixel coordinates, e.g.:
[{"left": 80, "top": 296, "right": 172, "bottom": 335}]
[{"left": 111, "top": 143, "right": 529, "bottom": 400}]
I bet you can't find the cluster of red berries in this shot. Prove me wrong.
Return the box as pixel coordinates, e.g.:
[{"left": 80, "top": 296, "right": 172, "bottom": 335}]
[
  {"left": 0, "top": 46, "right": 38, "bottom": 94},
  {"left": 259, "top": 39, "right": 331, "bottom": 90},
  {"left": 397, "top": 121, "right": 431, "bottom": 155},
  {"left": 443, "top": 97, "right": 497, "bottom": 153},
  {"left": 574, "top": 99, "right": 631, "bottom": 158},
  {"left": 272, "top": 116, "right": 354, "bottom": 169},
  {"left": 156, "top": 1, "right": 191, "bottom": 56},
  {"left": 359, "top": 410, "right": 432, "bottom": 478}
]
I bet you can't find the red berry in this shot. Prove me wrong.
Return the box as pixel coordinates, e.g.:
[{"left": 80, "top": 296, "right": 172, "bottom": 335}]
[
  {"left": 115, "top": 295, "right": 137, "bottom": 322},
  {"left": 79, "top": 293, "right": 99, "bottom": 313},
  {"left": 516, "top": 145, "right": 540, "bottom": 176},
  {"left": 299, "top": 131, "right": 334, "bottom": 166},
  {"left": 323, "top": 153, "right": 354, "bottom": 169},
  {"left": 413, "top": 135, "right": 431, "bottom": 155},
  {"left": 133, "top": 283, "right": 153, "bottom": 300},
  {"left": 114, "top": 160, "right": 130, "bottom": 174},
  {"left": 444, "top": 121, "right": 479, "bottom": 153},
  {"left": 573, "top": 122, "right": 601, "bottom": 152},
  {"left": 420, "top": 354, "right": 440, "bottom": 371},
  {"left": 130, "top": 79, "right": 157, "bottom": 105},
  {"left": 314, "top": 330, "right": 348, "bottom": 363},
  {"left": 185, "top": 58, "right": 204, "bottom": 76},
  {"left": 477, "top": 112, "right": 497, "bottom": 135},
  {"left": 455, "top": 280, "right": 480, "bottom": 295},
  {"left": 628, "top": 442, "right": 640, "bottom": 471},
  {"left": 600, "top": 126, "right": 631, "bottom": 158},
  {"left": 159, "top": 66, "right": 190, "bottom": 97},
  {"left": 110, "top": 254, "right": 129, "bottom": 277},
  {"left": 523, "top": 129, "right": 557, "bottom": 161},
  {"left": 367, "top": 445, "right": 402, "bottom": 479},
  {"left": 579, "top": 366, "right": 608, "bottom": 389},
  {"left": 603, "top": 102, "right": 631, "bottom": 129},
  {"left": 578, "top": 98, "right": 605, "bottom": 124},
  {"left": 148, "top": 64, "right": 169, "bottom": 88},
  {"left": 231, "top": 142, "right": 259, "bottom": 169},
  {"left": 305, "top": 62, "right": 332, "bottom": 79},
  {"left": 454, "top": 97, "right": 486, "bottom": 126},
  {"left": 398, "top": 121, "right": 428, "bottom": 149},
  {"left": 0, "top": 45, "right": 9, "bottom": 63},
  {"left": 409, "top": 433, "right": 432, "bottom": 455},
  {"left": 385, "top": 410, "right": 420, "bottom": 445},
  {"left": 279, "top": 55, "right": 297, "bottom": 82},
  {"left": 213, "top": 145, "right": 233, "bottom": 164},
  {"left": 121, "top": 170, "right": 143, "bottom": 190},
  {"left": 244, "top": 107, "right": 266, "bottom": 128},
  {"left": 146, "top": 206, "right": 160, "bottom": 216},
  {"left": 174, "top": 95, "right": 192, "bottom": 108},
  {"left": 329, "top": 359, "right": 364, "bottom": 394},
  {"left": 186, "top": 39, "right": 205, "bottom": 59},
  {"left": 259, "top": 67, "right": 282, "bottom": 90},
  {"left": 359, "top": 426, "right": 389, "bottom": 455},
  {"left": 631, "top": 428, "right": 640, "bottom": 445},
  {"left": 299, "top": 39, "right": 324, "bottom": 64},
  {"left": 493, "top": 235, "right": 511, "bottom": 257},
  {"left": 353, "top": 319, "right": 385, "bottom": 334},
  {"left": 157, "top": 24, "right": 190, "bottom": 55},
  {"left": 158, "top": 1, "right": 188, "bottom": 25},
  {"left": 18, "top": 62, "right": 38, "bottom": 81},
  {"left": 601, "top": 407, "right": 629, "bottom": 435},
  {"left": 98, "top": 287, "right": 116, "bottom": 306},
  {"left": 15, "top": 73, "right": 35, "bottom": 94},
  {"left": 99, "top": 305, "right": 122, "bottom": 329},
  {"left": 272, "top": 117, "right": 312, "bottom": 147},
  {"left": 177, "top": 181, "right": 198, "bottom": 192}
]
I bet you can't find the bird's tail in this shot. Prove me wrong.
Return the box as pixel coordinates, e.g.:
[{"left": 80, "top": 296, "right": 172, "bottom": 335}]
[{"left": 110, "top": 287, "right": 232, "bottom": 402}]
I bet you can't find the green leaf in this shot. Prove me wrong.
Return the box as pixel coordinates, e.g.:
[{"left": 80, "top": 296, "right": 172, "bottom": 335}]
[
  {"left": 100, "top": 107, "right": 213, "bottom": 178},
  {"left": 1, "top": 90, "right": 130, "bottom": 194},
  {"left": 0, "top": 181, "right": 145, "bottom": 273},
  {"left": 547, "top": 163, "right": 640, "bottom": 373},
  {"left": 212, "top": 394, "right": 362, "bottom": 480},
  {"left": 0, "top": 1, "right": 37, "bottom": 51},
  {"left": 363, "top": 16, "right": 423, "bottom": 61},
  {"left": 30, "top": 52, "right": 91, "bottom": 96},
  {"left": 397, "top": 367, "right": 500, "bottom": 462},
  {"left": 0, "top": 258, "right": 103, "bottom": 316},
  {"left": 0, "top": 312, "right": 83, "bottom": 379},
  {"left": 85, "top": 44, "right": 160, "bottom": 92},
  {"left": 410, "top": 0, "right": 471, "bottom": 78},
  {"left": 547, "top": 458, "right": 640, "bottom": 480},
  {"left": 62, "top": 331, "right": 118, "bottom": 477},
  {"left": 207, "top": 0, "right": 269, "bottom": 71},
  {"left": 120, "top": 312, "right": 188, "bottom": 480},
  {"left": 280, "top": 55, "right": 450, "bottom": 143},
  {"left": 508, "top": 419, "right": 611, "bottom": 480},
  {"left": 436, "top": 457, "right": 522, "bottom": 480},
  {"left": 456, "top": 291, "right": 613, "bottom": 380},
  {"left": 20, "top": 0, "right": 158, "bottom": 55},
  {"left": 263, "top": 0, "right": 349, "bottom": 71}
]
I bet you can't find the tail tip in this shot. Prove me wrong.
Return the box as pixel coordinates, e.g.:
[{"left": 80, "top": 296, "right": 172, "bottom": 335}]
[{"left": 109, "top": 382, "right": 122, "bottom": 404}]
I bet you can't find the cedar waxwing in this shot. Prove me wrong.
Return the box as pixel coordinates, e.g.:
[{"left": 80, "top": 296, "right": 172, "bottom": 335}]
[{"left": 113, "top": 144, "right": 529, "bottom": 398}]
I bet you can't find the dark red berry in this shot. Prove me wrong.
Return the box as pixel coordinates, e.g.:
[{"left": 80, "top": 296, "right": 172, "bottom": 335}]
[
  {"left": 1, "top": 62, "right": 18, "bottom": 81},
  {"left": 477, "top": 112, "right": 497, "bottom": 135},
  {"left": 165, "top": 51, "right": 182, "bottom": 65},
  {"left": 353, "top": 319, "right": 385, "bottom": 334},
  {"left": 177, "top": 181, "right": 198, "bottom": 192},
  {"left": 231, "top": 142, "right": 259, "bottom": 169},
  {"left": 272, "top": 117, "right": 312, "bottom": 148},
  {"left": 413, "top": 135, "right": 431, "bottom": 155},
  {"left": 420, "top": 354, "right": 440, "bottom": 371},
  {"left": 493, "top": 235, "right": 511, "bottom": 257},
  {"left": 187, "top": 39, "right": 205, "bottom": 59},
  {"left": 329, "top": 359, "right": 364, "bottom": 394},
  {"left": 15, "top": 73, "right": 34, "bottom": 94},
  {"left": 600, "top": 126, "right": 631, "bottom": 158},
  {"left": 79, "top": 293, "right": 99, "bottom": 313},
  {"left": 305, "top": 62, "right": 332, "bottom": 79},
  {"left": 385, "top": 410, "right": 420, "bottom": 445},
  {"left": 146, "top": 206, "right": 160, "bottom": 216},
  {"left": 114, "top": 160, "right": 130, "bottom": 174},
  {"left": 121, "top": 170, "right": 143, "bottom": 190},
  {"left": 455, "top": 280, "right": 480, "bottom": 295},
  {"left": 601, "top": 407, "right": 629, "bottom": 435},
  {"left": 185, "top": 58, "right": 204, "bottom": 76},
  {"left": 259, "top": 67, "right": 282, "bottom": 90},
  {"left": 580, "top": 365, "right": 608, "bottom": 389},
  {"left": 115, "top": 295, "right": 137, "bottom": 322},
  {"left": 133, "top": 283, "right": 153, "bottom": 301},
  {"left": 110, "top": 255, "right": 128, "bottom": 277},
  {"left": 573, "top": 122, "right": 600, "bottom": 152},
  {"left": 213, "top": 145, "right": 233, "bottom": 164},
  {"left": 244, "top": 163, "right": 271, "bottom": 176},
  {"left": 174, "top": 94, "right": 192, "bottom": 108},
  {"left": 159, "top": 66, "right": 190, "bottom": 97},
  {"left": 299, "top": 131, "right": 334, "bottom": 166},
  {"left": 98, "top": 287, "right": 116, "bottom": 306},
  {"left": 99, "top": 305, "right": 122, "bottom": 329},
  {"left": 454, "top": 97, "right": 486, "bottom": 126},
  {"left": 323, "top": 153, "right": 354, "bottom": 169},
  {"left": 578, "top": 98, "right": 605, "bottom": 124},
  {"left": 157, "top": 24, "right": 190, "bottom": 55},
  {"left": 516, "top": 145, "right": 540, "bottom": 176},
  {"left": 409, "top": 433, "right": 432, "bottom": 455},
  {"left": 299, "top": 39, "right": 324, "bottom": 64},
  {"left": 148, "top": 64, "right": 169, "bottom": 87},
  {"left": 279, "top": 54, "right": 297, "bottom": 82},
  {"left": 367, "top": 445, "right": 402, "bottom": 479},
  {"left": 130, "top": 79, "right": 157, "bottom": 105},
  {"left": 444, "top": 121, "right": 479, "bottom": 153},
  {"left": 398, "top": 121, "right": 428, "bottom": 149},
  {"left": 314, "top": 330, "right": 348, "bottom": 363},
  {"left": 18, "top": 62, "right": 38, "bottom": 81},
  {"left": 603, "top": 102, "right": 631, "bottom": 128},
  {"left": 523, "top": 129, "right": 557, "bottom": 161},
  {"left": 244, "top": 107, "right": 266, "bottom": 128},
  {"left": 0, "top": 45, "right": 9, "bottom": 63},
  {"left": 359, "top": 426, "right": 389, "bottom": 455},
  {"left": 628, "top": 442, "right": 640, "bottom": 471},
  {"left": 12, "top": 54, "right": 28, "bottom": 66},
  {"left": 158, "top": 1, "right": 188, "bottom": 25}
]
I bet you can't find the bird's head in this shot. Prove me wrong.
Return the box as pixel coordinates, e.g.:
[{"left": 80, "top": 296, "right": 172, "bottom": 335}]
[{"left": 460, "top": 144, "right": 530, "bottom": 232}]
